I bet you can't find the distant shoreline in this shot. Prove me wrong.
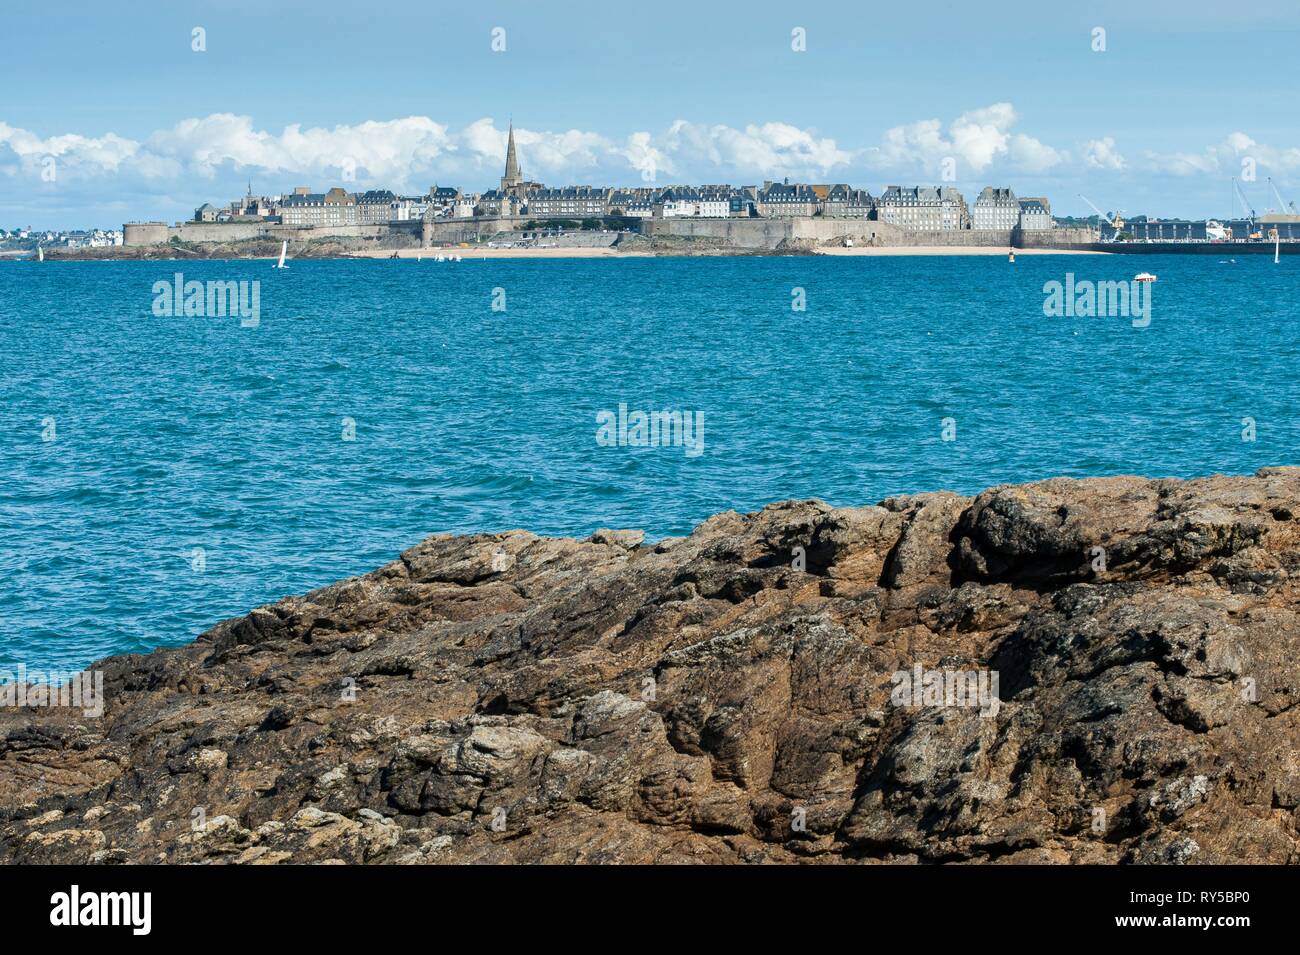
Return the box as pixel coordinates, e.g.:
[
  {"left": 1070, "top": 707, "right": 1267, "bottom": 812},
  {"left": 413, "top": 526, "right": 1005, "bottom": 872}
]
[
  {"left": 23, "top": 244, "right": 1113, "bottom": 262},
  {"left": 349, "top": 245, "right": 1112, "bottom": 260}
]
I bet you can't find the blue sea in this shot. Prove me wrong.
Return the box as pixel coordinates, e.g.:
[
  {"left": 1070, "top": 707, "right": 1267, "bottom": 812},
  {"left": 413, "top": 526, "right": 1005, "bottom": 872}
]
[{"left": 1, "top": 254, "right": 1297, "bottom": 672}]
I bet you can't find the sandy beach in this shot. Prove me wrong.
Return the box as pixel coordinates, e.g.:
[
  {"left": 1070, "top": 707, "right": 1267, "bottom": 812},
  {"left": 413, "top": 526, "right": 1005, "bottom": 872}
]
[
  {"left": 814, "top": 245, "right": 1110, "bottom": 256},
  {"left": 347, "top": 246, "right": 646, "bottom": 260}
]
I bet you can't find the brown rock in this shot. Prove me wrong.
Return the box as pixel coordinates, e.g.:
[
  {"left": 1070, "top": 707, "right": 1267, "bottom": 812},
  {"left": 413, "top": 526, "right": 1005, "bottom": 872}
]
[{"left": 2, "top": 469, "right": 1299, "bottom": 864}]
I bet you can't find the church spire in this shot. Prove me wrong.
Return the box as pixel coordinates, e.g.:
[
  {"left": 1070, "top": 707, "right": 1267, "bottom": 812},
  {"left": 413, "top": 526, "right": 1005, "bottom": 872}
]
[{"left": 501, "top": 121, "right": 522, "bottom": 191}]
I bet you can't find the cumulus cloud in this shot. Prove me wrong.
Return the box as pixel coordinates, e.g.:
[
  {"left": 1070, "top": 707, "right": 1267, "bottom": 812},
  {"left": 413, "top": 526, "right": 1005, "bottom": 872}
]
[
  {"left": 864, "top": 103, "right": 1066, "bottom": 177},
  {"left": 0, "top": 114, "right": 854, "bottom": 194},
  {"left": 1146, "top": 131, "right": 1300, "bottom": 177},
  {"left": 657, "top": 120, "right": 850, "bottom": 181},
  {"left": 0, "top": 121, "right": 164, "bottom": 178},
  {"left": 1083, "top": 137, "right": 1126, "bottom": 170}
]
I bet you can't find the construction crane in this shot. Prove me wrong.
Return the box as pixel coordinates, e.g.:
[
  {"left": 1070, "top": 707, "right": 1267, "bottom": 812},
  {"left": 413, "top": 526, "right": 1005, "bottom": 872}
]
[
  {"left": 1231, "top": 178, "right": 1263, "bottom": 239},
  {"left": 1078, "top": 194, "right": 1124, "bottom": 236},
  {"left": 1267, "top": 177, "right": 1298, "bottom": 215}
]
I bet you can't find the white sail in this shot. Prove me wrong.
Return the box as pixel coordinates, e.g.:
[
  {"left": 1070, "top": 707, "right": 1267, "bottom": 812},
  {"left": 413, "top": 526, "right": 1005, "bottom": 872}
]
[
  {"left": 275, "top": 240, "right": 288, "bottom": 269},
  {"left": 37, "top": 245, "right": 44, "bottom": 262}
]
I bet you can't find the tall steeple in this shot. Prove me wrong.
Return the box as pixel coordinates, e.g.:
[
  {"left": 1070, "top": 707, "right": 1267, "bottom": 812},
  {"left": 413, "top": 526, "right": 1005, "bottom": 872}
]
[{"left": 501, "top": 121, "right": 522, "bottom": 193}]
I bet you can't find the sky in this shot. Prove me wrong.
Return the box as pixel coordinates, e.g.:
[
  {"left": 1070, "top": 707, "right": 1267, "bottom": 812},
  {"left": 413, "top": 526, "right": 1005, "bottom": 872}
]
[{"left": 2, "top": 0, "right": 1299, "bottom": 229}]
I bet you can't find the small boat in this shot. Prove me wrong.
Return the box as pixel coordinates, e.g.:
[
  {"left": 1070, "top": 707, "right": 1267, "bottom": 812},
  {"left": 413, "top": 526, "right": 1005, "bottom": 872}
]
[
  {"left": 1134, "top": 272, "right": 1157, "bottom": 283},
  {"left": 272, "top": 240, "right": 289, "bottom": 269},
  {"left": 1008, "top": 250, "right": 1015, "bottom": 263}
]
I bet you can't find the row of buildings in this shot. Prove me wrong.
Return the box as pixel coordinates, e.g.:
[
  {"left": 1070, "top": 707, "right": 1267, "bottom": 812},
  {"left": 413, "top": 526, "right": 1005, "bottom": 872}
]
[
  {"left": 191, "top": 124, "right": 1055, "bottom": 232},
  {"left": 0, "top": 227, "right": 123, "bottom": 247},
  {"left": 196, "top": 181, "right": 1055, "bottom": 231}
]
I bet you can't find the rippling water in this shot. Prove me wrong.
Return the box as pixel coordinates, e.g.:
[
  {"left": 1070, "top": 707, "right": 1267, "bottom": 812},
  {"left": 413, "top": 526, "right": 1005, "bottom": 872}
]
[{"left": 1, "top": 254, "right": 1296, "bottom": 670}]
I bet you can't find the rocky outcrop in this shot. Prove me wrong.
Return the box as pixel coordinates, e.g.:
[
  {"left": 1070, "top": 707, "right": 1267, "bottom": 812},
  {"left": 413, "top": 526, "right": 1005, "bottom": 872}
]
[{"left": 3, "top": 470, "right": 1300, "bottom": 864}]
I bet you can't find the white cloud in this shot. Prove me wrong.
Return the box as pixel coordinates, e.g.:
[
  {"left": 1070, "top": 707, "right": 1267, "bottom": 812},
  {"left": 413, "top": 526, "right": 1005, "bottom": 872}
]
[
  {"left": 0, "top": 121, "right": 161, "bottom": 177},
  {"left": 1011, "top": 134, "right": 1067, "bottom": 173},
  {"left": 864, "top": 103, "right": 1066, "bottom": 177},
  {"left": 0, "top": 114, "right": 852, "bottom": 195},
  {"left": 1083, "top": 137, "right": 1125, "bottom": 170},
  {"left": 619, "top": 131, "right": 674, "bottom": 182},
  {"left": 1146, "top": 131, "right": 1300, "bottom": 177},
  {"left": 658, "top": 120, "right": 850, "bottom": 181}
]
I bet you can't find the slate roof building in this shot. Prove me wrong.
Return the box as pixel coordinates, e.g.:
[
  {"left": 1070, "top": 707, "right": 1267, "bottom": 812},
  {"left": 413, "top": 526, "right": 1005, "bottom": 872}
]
[
  {"left": 877, "top": 186, "right": 969, "bottom": 230},
  {"left": 279, "top": 187, "right": 358, "bottom": 227},
  {"left": 1017, "top": 197, "right": 1053, "bottom": 231},
  {"left": 756, "top": 180, "right": 820, "bottom": 217},
  {"left": 972, "top": 186, "right": 1020, "bottom": 230},
  {"left": 822, "top": 184, "right": 875, "bottom": 218}
]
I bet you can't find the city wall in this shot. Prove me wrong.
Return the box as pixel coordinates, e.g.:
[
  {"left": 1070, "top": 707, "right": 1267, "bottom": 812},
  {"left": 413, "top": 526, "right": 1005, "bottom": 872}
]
[
  {"left": 641, "top": 217, "right": 903, "bottom": 249},
  {"left": 126, "top": 216, "right": 1100, "bottom": 251},
  {"left": 124, "top": 220, "right": 421, "bottom": 246},
  {"left": 422, "top": 216, "right": 526, "bottom": 245},
  {"left": 642, "top": 218, "right": 1099, "bottom": 250}
]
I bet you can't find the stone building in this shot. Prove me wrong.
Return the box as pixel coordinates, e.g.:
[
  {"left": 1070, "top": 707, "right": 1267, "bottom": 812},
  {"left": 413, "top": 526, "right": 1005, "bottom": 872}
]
[
  {"left": 756, "top": 180, "right": 820, "bottom": 217},
  {"left": 279, "top": 187, "right": 358, "bottom": 227},
  {"left": 609, "top": 190, "right": 655, "bottom": 217},
  {"left": 527, "top": 187, "right": 609, "bottom": 218},
  {"left": 477, "top": 189, "right": 525, "bottom": 218},
  {"left": 356, "top": 190, "right": 398, "bottom": 225},
  {"left": 822, "top": 184, "right": 875, "bottom": 218},
  {"left": 877, "top": 186, "right": 969, "bottom": 230},
  {"left": 1018, "top": 197, "right": 1053, "bottom": 230},
  {"left": 972, "top": 187, "right": 1020, "bottom": 230},
  {"left": 695, "top": 186, "right": 733, "bottom": 218}
]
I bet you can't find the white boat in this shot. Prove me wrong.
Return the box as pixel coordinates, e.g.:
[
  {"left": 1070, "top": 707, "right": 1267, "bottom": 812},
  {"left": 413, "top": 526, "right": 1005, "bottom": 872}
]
[
  {"left": 1205, "top": 220, "right": 1231, "bottom": 242},
  {"left": 1134, "top": 272, "right": 1157, "bottom": 283},
  {"left": 272, "top": 240, "right": 289, "bottom": 269}
]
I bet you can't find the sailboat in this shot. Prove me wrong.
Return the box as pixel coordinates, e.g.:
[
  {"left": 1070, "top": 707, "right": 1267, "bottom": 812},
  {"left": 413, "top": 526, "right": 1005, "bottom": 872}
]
[
  {"left": 1275, "top": 232, "right": 1281, "bottom": 265},
  {"left": 37, "top": 245, "right": 44, "bottom": 262},
  {"left": 272, "top": 240, "right": 288, "bottom": 269}
]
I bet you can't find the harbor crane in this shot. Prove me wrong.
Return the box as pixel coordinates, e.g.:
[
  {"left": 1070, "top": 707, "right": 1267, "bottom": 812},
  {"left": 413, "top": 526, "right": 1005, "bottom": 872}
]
[
  {"left": 1078, "top": 194, "right": 1124, "bottom": 235},
  {"left": 1267, "top": 177, "right": 1298, "bottom": 215},
  {"left": 1231, "top": 178, "right": 1263, "bottom": 239},
  {"left": 1232, "top": 177, "right": 1256, "bottom": 221}
]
